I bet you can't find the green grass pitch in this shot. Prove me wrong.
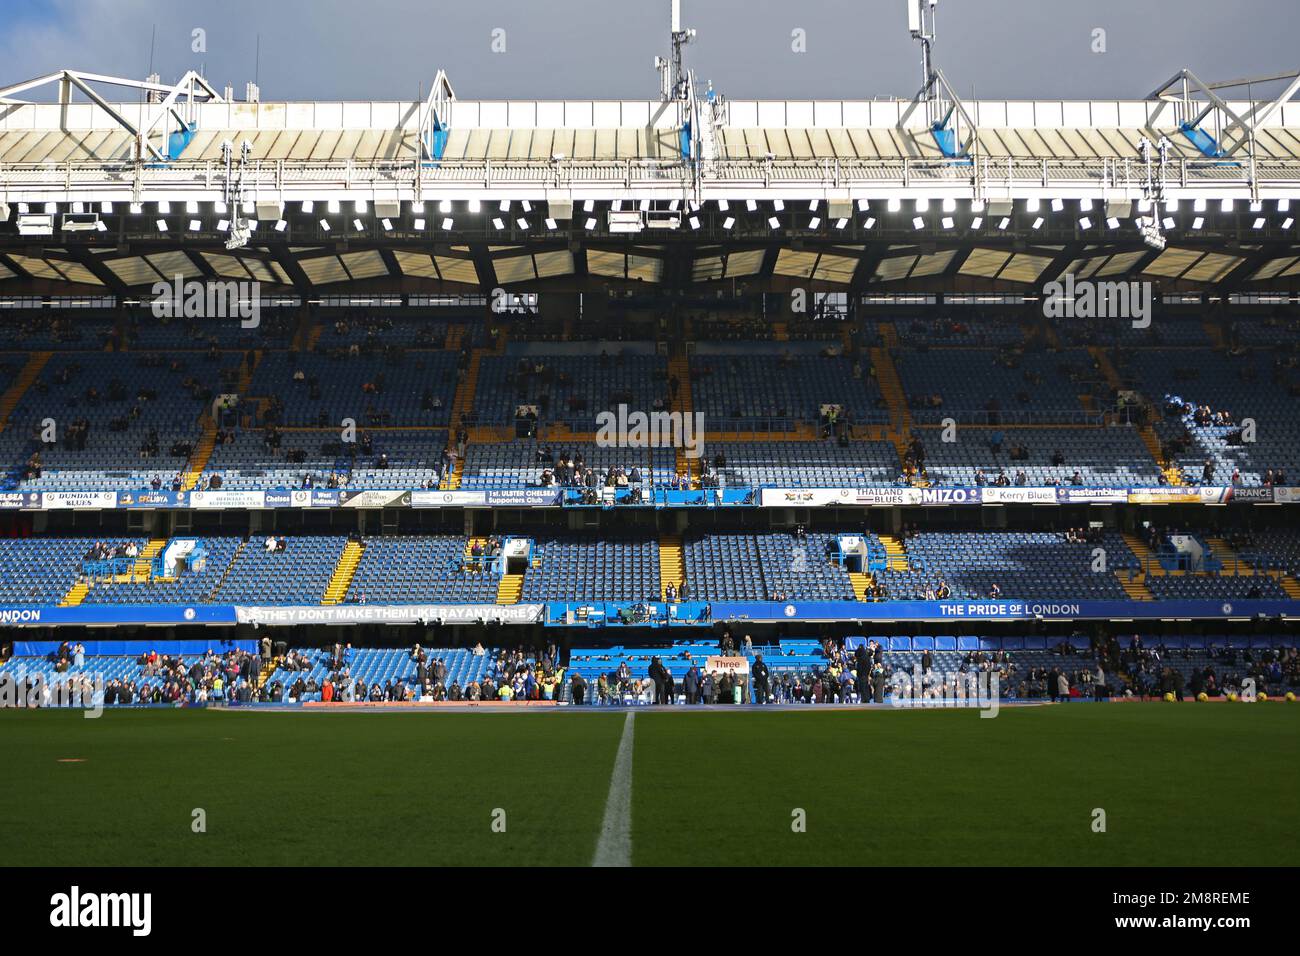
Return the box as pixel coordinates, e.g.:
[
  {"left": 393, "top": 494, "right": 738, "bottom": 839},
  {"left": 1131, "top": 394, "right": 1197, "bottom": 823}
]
[{"left": 2, "top": 703, "right": 1295, "bottom": 866}]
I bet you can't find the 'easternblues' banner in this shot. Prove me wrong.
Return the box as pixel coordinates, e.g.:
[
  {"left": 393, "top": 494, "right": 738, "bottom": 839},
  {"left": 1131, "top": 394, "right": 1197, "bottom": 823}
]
[{"left": 710, "top": 598, "right": 1299, "bottom": 622}]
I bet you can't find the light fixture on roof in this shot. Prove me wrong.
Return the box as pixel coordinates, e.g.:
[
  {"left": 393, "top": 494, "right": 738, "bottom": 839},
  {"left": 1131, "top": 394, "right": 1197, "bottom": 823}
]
[
  {"left": 327, "top": 199, "right": 340, "bottom": 214},
  {"left": 1253, "top": 217, "right": 1266, "bottom": 229},
  {"left": 914, "top": 198, "right": 929, "bottom": 213},
  {"left": 862, "top": 216, "right": 876, "bottom": 229},
  {"left": 1106, "top": 217, "right": 1120, "bottom": 229},
  {"left": 773, "top": 199, "right": 785, "bottom": 211},
  {"left": 1078, "top": 216, "right": 1092, "bottom": 229},
  {"left": 1278, "top": 199, "right": 1290, "bottom": 213},
  {"left": 997, "top": 217, "right": 1010, "bottom": 230},
  {"left": 352, "top": 218, "right": 363, "bottom": 230},
  {"left": 1025, "top": 198, "right": 1039, "bottom": 213},
  {"left": 583, "top": 199, "right": 595, "bottom": 212},
  {"left": 1050, "top": 198, "right": 1064, "bottom": 212},
  {"left": 834, "top": 217, "right": 848, "bottom": 229},
  {"left": 941, "top": 216, "right": 954, "bottom": 229},
  {"left": 156, "top": 201, "right": 170, "bottom": 214},
  {"left": 319, "top": 219, "right": 330, "bottom": 231},
  {"left": 355, "top": 199, "right": 368, "bottom": 213},
  {"left": 1282, "top": 217, "right": 1294, "bottom": 229},
  {"left": 942, "top": 198, "right": 956, "bottom": 213},
  {"left": 242, "top": 201, "right": 254, "bottom": 215},
  {"left": 639, "top": 199, "right": 650, "bottom": 212},
  {"left": 1220, "top": 198, "right": 1234, "bottom": 212},
  {"left": 612, "top": 200, "right": 623, "bottom": 212},
  {"left": 95, "top": 220, "right": 107, "bottom": 232},
  {"left": 669, "top": 199, "right": 680, "bottom": 211},
  {"left": 156, "top": 219, "right": 168, "bottom": 232},
  {"left": 299, "top": 200, "right": 312, "bottom": 214},
  {"left": 1250, "top": 200, "right": 1263, "bottom": 212},
  {"left": 499, "top": 199, "right": 510, "bottom": 212},
  {"left": 414, "top": 217, "right": 427, "bottom": 229},
  {"left": 216, "top": 219, "right": 230, "bottom": 231},
  {"left": 722, "top": 216, "right": 735, "bottom": 229},
  {"left": 857, "top": 198, "right": 870, "bottom": 212},
  {"left": 887, "top": 197, "right": 901, "bottom": 212},
  {"left": 767, "top": 216, "right": 781, "bottom": 229},
  {"left": 545, "top": 217, "right": 558, "bottom": 230},
  {"left": 1162, "top": 217, "right": 1175, "bottom": 229},
  {"left": 808, "top": 216, "right": 821, "bottom": 229},
  {"left": 584, "top": 217, "right": 598, "bottom": 229},
  {"left": 71, "top": 201, "right": 84, "bottom": 214},
  {"left": 1079, "top": 198, "right": 1093, "bottom": 212},
  {"left": 970, "top": 216, "right": 983, "bottom": 229},
  {"left": 970, "top": 199, "right": 985, "bottom": 212},
  {"left": 1031, "top": 217, "right": 1044, "bottom": 229},
  {"left": 1136, "top": 199, "right": 1151, "bottom": 213},
  {"left": 187, "top": 219, "right": 201, "bottom": 231},
  {"left": 410, "top": 201, "right": 424, "bottom": 214},
  {"left": 185, "top": 200, "right": 198, "bottom": 214},
  {"left": 381, "top": 218, "right": 393, "bottom": 231},
  {"left": 688, "top": 215, "right": 700, "bottom": 230},
  {"left": 1193, "top": 197, "right": 1207, "bottom": 212},
  {"left": 1165, "top": 198, "right": 1178, "bottom": 211},
  {"left": 1192, "top": 216, "right": 1204, "bottom": 229},
  {"left": 491, "top": 217, "right": 505, "bottom": 229},
  {"left": 437, "top": 199, "right": 450, "bottom": 213},
  {"left": 746, "top": 199, "right": 757, "bottom": 212},
  {"left": 717, "top": 199, "right": 729, "bottom": 211},
  {"left": 521, "top": 200, "right": 532, "bottom": 212},
  {"left": 516, "top": 217, "right": 529, "bottom": 229},
  {"left": 468, "top": 198, "right": 481, "bottom": 213},
  {"left": 274, "top": 219, "right": 288, "bottom": 232},
  {"left": 99, "top": 201, "right": 112, "bottom": 214},
  {"left": 808, "top": 200, "right": 819, "bottom": 212},
  {"left": 130, "top": 202, "right": 143, "bottom": 215},
  {"left": 438, "top": 217, "right": 453, "bottom": 230}
]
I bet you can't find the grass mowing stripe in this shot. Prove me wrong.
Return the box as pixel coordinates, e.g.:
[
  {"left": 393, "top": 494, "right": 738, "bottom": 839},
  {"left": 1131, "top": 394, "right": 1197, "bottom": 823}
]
[{"left": 592, "top": 711, "right": 635, "bottom": 867}]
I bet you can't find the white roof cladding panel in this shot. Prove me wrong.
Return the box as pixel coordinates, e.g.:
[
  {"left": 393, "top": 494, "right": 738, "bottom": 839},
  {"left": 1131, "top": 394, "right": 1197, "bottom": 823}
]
[
  {"left": 478, "top": 101, "right": 508, "bottom": 127},
  {"left": 785, "top": 102, "right": 815, "bottom": 127},
  {"left": 591, "top": 101, "right": 622, "bottom": 128},
  {"left": 620, "top": 101, "right": 652, "bottom": 127},
  {"left": 813, "top": 101, "right": 844, "bottom": 126},
  {"left": 564, "top": 101, "right": 594, "bottom": 128},
  {"left": 507, "top": 101, "right": 536, "bottom": 128},
  {"left": 1061, "top": 101, "right": 1093, "bottom": 127},
  {"left": 756, "top": 101, "right": 787, "bottom": 127},
  {"left": 536, "top": 101, "right": 564, "bottom": 127},
  {"left": 1005, "top": 102, "right": 1036, "bottom": 127},
  {"left": 1034, "top": 102, "right": 1064, "bottom": 127}
]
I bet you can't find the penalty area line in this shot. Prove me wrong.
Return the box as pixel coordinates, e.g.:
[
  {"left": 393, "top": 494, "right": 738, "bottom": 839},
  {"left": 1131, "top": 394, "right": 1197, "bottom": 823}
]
[{"left": 592, "top": 710, "right": 635, "bottom": 867}]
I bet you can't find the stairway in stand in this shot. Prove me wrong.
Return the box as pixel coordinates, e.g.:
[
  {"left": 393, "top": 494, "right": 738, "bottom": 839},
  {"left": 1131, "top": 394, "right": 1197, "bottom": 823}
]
[
  {"left": 496, "top": 573, "right": 523, "bottom": 605},
  {"left": 181, "top": 417, "right": 218, "bottom": 492},
  {"left": 58, "top": 581, "right": 90, "bottom": 607},
  {"left": 849, "top": 570, "right": 874, "bottom": 601},
  {"left": 322, "top": 540, "right": 365, "bottom": 605},
  {"left": 1116, "top": 571, "right": 1155, "bottom": 601},
  {"left": 877, "top": 535, "right": 910, "bottom": 571},
  {"left": 659, "top": 534, "right": 684, "bottom": 600},
  {"left": 129, "top": 538, "right": 169, "bottom": 581},
  {"left": 668, "top": 353, "right": 698, "bottom": 486}
]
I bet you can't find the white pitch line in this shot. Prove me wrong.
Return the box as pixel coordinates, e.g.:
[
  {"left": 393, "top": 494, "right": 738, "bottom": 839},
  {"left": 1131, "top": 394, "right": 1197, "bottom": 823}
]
[{"left": 592, "top": 711, "right": 635, "bottom": 867}]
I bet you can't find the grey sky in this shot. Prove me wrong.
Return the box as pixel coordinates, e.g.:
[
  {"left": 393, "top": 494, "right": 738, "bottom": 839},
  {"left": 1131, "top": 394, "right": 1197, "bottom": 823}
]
[{"left": 1, "top": 0, "right": 1296, "bottom": 103}]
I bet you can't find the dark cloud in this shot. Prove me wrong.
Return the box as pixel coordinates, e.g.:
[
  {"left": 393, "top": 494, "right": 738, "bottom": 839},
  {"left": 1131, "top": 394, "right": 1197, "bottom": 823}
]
[{"left": 2, "top": 0, "right": 1296, "bottom": 102}]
